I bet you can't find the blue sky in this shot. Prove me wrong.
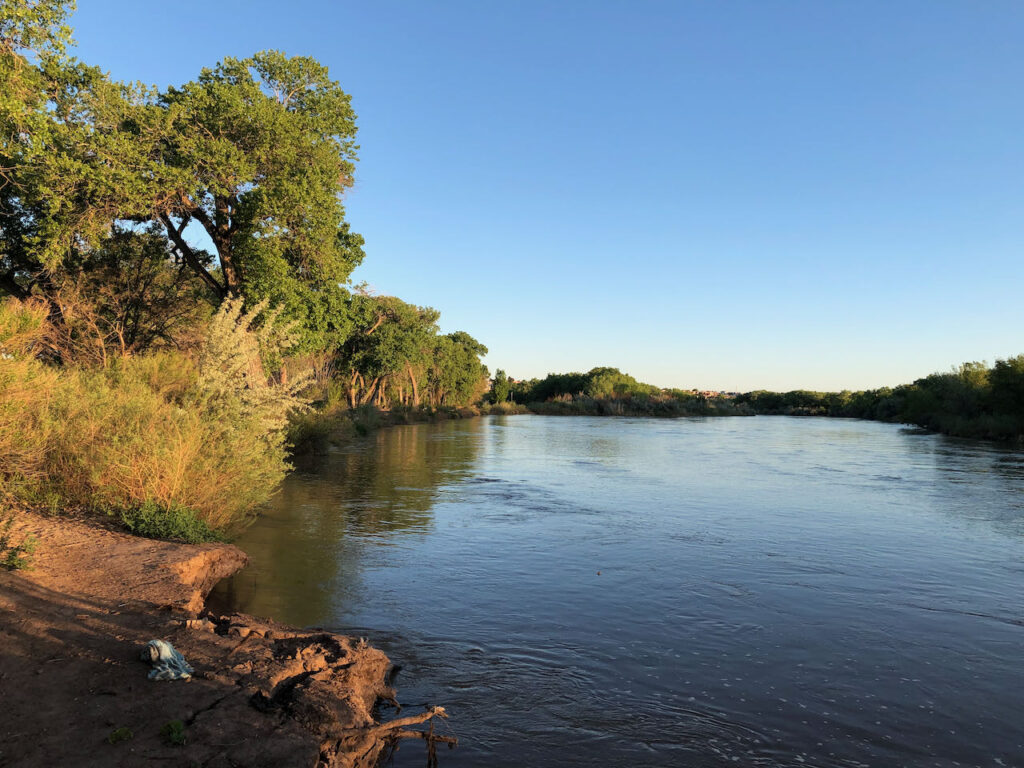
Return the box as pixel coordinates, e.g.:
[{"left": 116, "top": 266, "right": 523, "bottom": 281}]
[{"left": 70, "top": 1, "right": 1024, "bottom": 391}]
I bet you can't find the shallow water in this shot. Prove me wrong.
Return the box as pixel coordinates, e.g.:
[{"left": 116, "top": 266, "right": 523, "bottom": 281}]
[{"left": 211, "top": 415, "right": 1024, "bottom": 767}]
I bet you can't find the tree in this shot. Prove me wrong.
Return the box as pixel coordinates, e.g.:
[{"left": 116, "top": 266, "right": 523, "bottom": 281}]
[
  {"left": 2, "top": 1, "right": 176, "bottom": 297},
  {"left": 584, "top": 366, "right": 654, "bottom": 399},
  {"left": 427, "top": 331, "right": 488, "bottom": 406},
  {"left": 2, "top": 18, "right": 365, "bottom": 354},
  {"left": 45, "top": 224, "right": 213, "bottom": 362},
  {"left": 0, "top": 0, "right": 75, "bottom": 166},
  {"left": 989, "top": 355, "right": 1024, "bottom": 415},
  {"left": 337, "top": 294, "right": 440, "bottom": 408},
  {"left": 155, "top": 52, "right": 364, "bottom": 311},
  {"left": 1, "top": 0, "right": 80, "bottom": 298},
  {"left": 491, "top": 369, "right": 510, "bottom": 403}
]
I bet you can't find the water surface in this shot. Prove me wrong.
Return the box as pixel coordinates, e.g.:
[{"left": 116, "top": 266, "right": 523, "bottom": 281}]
[{"left": 211, "top": 415, "right": 1024, "bottom": 767}]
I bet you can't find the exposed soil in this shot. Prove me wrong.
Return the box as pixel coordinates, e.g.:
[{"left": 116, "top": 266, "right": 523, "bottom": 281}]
[{"left": 0, "top": 511, "right": 448, "bottom": 767}]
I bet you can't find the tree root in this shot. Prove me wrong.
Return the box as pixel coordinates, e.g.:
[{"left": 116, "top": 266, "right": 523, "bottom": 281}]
[
  {"left": 321, "top": 706, "right": 457, "bottom": 768},
  {"left": 392, "top": 716, "right": 459, "bottom": 768}
]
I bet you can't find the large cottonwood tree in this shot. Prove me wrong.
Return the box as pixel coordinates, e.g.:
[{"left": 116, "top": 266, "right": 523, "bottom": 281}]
[
  {"left": 155, "top": 51, "right": 364, "bottom": 304},
  {"left": 2, "top": 2, "right": 364, "bottom": 352}
]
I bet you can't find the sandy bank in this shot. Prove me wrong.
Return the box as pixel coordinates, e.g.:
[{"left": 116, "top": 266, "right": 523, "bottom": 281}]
[{"left": 0, "top": 511, "right": 448, "bottom": 767}]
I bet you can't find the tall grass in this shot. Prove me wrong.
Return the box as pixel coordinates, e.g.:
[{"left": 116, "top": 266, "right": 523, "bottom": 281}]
[{"left": 0, "top": 298, "right": 305, "bottom": 537}]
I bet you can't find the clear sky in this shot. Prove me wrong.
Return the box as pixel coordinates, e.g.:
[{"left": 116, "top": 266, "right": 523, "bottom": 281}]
[{"left": 68, "top": 1, "right": 1024, "bottom": 392}]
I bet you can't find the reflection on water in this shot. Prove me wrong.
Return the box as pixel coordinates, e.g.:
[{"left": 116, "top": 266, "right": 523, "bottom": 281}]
[
  {"left": 212, "top": 420, "right": 482, "bottom": 627},
  {"left": 212, "top": 416, "right": 1024, "bottom": 767}
]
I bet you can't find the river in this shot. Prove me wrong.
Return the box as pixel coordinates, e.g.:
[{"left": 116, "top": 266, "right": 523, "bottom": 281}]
[{"left": 210, "top": 415, "right": 1024, "bottom": 767}]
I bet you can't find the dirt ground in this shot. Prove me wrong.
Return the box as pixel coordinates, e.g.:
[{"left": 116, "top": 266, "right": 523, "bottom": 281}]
[{"left": 0, "top": 511, "right": 448, "bottom": 767}]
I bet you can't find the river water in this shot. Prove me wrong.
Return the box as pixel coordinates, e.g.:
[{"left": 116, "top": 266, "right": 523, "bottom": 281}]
[{"left": 210, "top": 415, "right": 1024, "bottom": 767}]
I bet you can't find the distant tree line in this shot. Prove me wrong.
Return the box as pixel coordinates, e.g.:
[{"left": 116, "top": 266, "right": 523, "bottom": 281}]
[
  {"left": 735, "top": 357, "right": 1024, "bottom": 441},
  {"left": 488, "top": 367, "right": 746, "bottom": 418},
  {"left": 493, "top": 358, "right": 1024, "bottom": 442}
]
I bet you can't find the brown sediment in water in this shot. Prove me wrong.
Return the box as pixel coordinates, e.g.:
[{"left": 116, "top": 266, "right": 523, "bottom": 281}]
[{"left": 0, "top": 510, "right": 449, "bottom": 767}]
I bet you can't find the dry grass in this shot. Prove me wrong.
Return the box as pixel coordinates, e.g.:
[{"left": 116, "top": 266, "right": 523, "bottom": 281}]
[{"left": 0, "top": 298, "right": 304, "bottom": 534}]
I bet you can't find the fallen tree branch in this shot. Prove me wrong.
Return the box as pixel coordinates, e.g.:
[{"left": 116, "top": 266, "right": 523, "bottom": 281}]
[
  {"left": 369, "top": 705, "right": 447, "bottom": 735},
  {"left": 322, "top": 706, "right": 455, "bottom": 768}
]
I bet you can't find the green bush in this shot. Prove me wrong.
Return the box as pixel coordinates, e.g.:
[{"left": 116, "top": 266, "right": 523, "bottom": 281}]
[
  {"left": 107, "top": 727, "right": 133, "bottom": 745},
  {"left": 287, "top": 409, "right": 336, "bottom": 455},
  {"left": 0, "top": 513, "right": 37, "bottom": 570},
  {"left": 484, "top": 401, "right": 529, "bottom": 415},
  {"left": 115, "top": 501, "right": 222, "bottom": 544},
  {"left": 160, "top": 720, "right": 186, "bottom": 746}
]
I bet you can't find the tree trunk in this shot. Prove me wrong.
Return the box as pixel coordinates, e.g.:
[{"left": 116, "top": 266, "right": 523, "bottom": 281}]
[
  {"left": 348, "top": 371, "right": 360, "bottom": 409},
  {"left": 213, "top": 195, "right": 240, "bottom": 293},
  {"left": 359, "top": 377, "right": 380, "bottom": 406},
  {"left": 406, "top": 362, "right": 420, "bottom": 406}
]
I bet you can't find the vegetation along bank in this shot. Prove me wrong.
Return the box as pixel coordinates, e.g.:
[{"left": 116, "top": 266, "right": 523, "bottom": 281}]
[
  {"left": 483, "top": 362, "right": 1024, "bottom": 444},
  {"left": 2, "top": 0, "right": 1024, "bottom": 764}
]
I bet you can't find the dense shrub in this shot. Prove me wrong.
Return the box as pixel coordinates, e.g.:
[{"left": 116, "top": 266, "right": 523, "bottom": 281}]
[
  {"left": 0, "top": 298, "right": 306, "bottom": 534},
  {"left": 483, "top": 401, "right": 529, "bottom": 416},
  {"left": 115, "top": 500, "right": 221, "bottom": 544}
]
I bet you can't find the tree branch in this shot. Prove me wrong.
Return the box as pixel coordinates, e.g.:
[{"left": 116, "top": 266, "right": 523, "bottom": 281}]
[
  {"left": 158, "top": 213, "right": 226, "bottom": 298},
  {"left": 369, "top": 707, "right": 448, "bottom": 736},
  {"left": 364, "top": 314, "right": 386, "bottom": 336}
]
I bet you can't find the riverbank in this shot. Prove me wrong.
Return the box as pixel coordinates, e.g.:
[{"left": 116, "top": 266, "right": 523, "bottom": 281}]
[
  {"left": 0, "top": 510, "right": 447, "bottom": 767},
  {"left": 289, "top": 398, "right": 749, "bottom": 455},
  {"left": 290, "top": 402, "right": 488, "bottom": 455}
]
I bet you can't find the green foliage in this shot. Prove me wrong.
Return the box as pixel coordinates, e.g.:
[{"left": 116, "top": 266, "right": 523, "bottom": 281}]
[
  {"left": 350, "top": 403, "right": 386, "bottom": 435},
  {"left": 427, "top": 331, "right": 488, "bottom": 407},
  {"left": 0, "top": 512, "right": 37, "bottom": 570},
  {"left": 0, "top": 0, "right": 74, "bottom": 58},
  {"left": 989, "top": 355, "right": 1024, "bottom": 415},
  {"left": 197, "top": 297, "right": 310, "bottom": 433},
  {"left": 160, "top": 720, "right": 186, "bottom": 747},
  {"left": 525, "top": 392, "right": 744, "bottom": 418},
  {"left": 115, "top": 500, "right": 221, "bottom": 544},
  {"left": 520, "top": 367, "right": 662, "bottom": 403},
  {"left": 51, "top": 225, "right": 214, "bottom": 358},
  {"left": 584, "top": 367, "right": 657, "bottom": 399},
  {"left": 333, "top": 293, "right": 487, "bottom": 410},
  {"left": 736, "top": 355, "right": 1024, "bottom": 441},
  {"left": 1, "top": 7, "right": 497, "bottom": 542},
  {"left": 484, "top": 401, "right": 530, "bottom": 415},
  {"left": 2, "top": 5, "right": 365, "bottom": 355},
  {"left": 0, "top": 0, "right": 75, "bottom": 198},
  {"left": 287, "top": 409, "right": 337, "bottom": 455},
  {"left": 506, "top": 367, "right": 747, "bottom": 418},
  {"left": 106, "top": 727, "right": 133, "bottom": 745},
  {"left": 2, "top": 43, "right": 166, "bottom": 285},
  {"left": 339, "top": 294, "right": 438, "bottom": 406},
  {"left": 490, "top": 369, "right": 511, "bottom": 404},
  {"left": 153, "top": 50, "right": 365, "bottom": 349}
]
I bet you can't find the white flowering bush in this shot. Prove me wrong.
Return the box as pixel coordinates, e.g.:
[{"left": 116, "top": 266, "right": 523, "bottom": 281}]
[{"left": 0, "top": 297, "right": 310, "bottom": 534}]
